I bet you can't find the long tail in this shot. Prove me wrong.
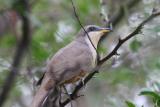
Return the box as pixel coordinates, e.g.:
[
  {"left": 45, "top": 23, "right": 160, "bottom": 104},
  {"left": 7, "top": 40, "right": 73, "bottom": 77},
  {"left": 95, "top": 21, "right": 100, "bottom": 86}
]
[{"left": 30, "top": 74, "right": 56, "bottom": 107}]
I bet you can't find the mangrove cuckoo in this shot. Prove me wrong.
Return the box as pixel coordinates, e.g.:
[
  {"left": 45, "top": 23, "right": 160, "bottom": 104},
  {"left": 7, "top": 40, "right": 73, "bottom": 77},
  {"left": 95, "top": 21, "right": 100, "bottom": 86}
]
[{"left": 30, "top": 25, "right": 111, "bottom": 107}]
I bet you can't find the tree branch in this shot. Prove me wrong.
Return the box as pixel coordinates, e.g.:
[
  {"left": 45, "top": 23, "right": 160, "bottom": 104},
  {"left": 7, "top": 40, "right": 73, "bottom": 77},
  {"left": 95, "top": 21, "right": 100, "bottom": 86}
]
[
  {"left": 0, "top": 0, "right": 31, "bottom": 106},
  {"left": 61, "top": 10, "right": 160, "bottom": 107},
  {"left": 99, "top": 11, "right": 160, "bottom": 65}
]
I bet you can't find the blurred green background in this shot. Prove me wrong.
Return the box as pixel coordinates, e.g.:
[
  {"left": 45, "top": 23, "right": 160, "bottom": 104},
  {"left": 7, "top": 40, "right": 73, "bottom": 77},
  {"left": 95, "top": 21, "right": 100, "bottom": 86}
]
[{"left": 0, "top": 0, "right": 160, "bottom": 107}]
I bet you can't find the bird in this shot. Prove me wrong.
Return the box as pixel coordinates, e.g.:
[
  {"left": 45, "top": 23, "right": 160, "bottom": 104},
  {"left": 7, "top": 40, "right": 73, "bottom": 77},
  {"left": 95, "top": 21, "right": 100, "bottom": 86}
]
[{"left": 30, "top": 25, "right": 111, "bottom": 107}]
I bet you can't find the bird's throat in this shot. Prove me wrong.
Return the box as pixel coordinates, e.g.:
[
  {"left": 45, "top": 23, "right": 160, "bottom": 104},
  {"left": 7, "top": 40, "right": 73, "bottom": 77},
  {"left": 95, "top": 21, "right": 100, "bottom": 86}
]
[
  {"left": 88, "top": 32, "right": 102, "bottom": 49},
  {"left": 85, "top": 36, "right": 97, "bottom": 67}
]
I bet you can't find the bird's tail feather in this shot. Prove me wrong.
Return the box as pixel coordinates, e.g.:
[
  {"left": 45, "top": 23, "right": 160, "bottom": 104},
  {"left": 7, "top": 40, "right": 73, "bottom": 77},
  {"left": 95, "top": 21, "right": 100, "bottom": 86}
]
[{"left": 30, "top": 75, "right": 56, "bottom": 107}]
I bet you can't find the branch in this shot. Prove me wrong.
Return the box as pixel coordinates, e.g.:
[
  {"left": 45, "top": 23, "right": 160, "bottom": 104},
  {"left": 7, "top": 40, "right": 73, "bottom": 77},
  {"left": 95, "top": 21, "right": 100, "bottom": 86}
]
[
  {"left": 0, "top": 0, "right": 31, "bottom": 106},
  {"left": 100, "top": 0, "right": 141, "bottom": 42},
  {"left": 99, "top": 11, "right": 160, "bottom": 65},
  {"left": 61, "top": 11, "right": 160, "bottom": 106}
]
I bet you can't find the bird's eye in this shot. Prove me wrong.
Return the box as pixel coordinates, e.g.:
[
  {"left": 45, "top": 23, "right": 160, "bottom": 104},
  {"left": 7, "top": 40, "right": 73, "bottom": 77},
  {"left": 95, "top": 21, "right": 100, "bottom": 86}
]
[{"left": 89, "top": 27, "right": 96, "bottom": 31}]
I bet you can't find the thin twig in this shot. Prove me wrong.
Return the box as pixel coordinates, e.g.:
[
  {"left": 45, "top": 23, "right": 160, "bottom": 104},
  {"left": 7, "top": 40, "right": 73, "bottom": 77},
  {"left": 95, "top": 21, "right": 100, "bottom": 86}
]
[
  {"left": 99, "top": 11, "right": 160, "bottom": 65},
  {"left": 70, "top": 0, "right": 97, "bottom": 53},
  {"left": 61, "top": 11, "right": 160, "bottom": 106},
  {"left": 0, "top": 0, "right": 31, "bottom": 106}
]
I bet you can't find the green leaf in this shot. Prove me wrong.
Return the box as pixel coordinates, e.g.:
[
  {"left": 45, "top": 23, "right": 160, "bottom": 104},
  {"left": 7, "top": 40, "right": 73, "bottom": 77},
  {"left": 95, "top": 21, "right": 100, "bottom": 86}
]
[
  {"left": 139, "top": 90, "right": 160, "bottom": 99},
  {"left": 125, "top": 101, "right": 136, "bottom": 107},
  {"left": 140, "top": 90, "right": 160, "bottom": 107}
]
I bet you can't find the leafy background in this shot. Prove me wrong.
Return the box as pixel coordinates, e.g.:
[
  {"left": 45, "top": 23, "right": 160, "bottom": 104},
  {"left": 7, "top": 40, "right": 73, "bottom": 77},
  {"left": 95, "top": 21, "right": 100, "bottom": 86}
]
[{"left": 0, "top": 0, "right": 160, "bottom": 107}]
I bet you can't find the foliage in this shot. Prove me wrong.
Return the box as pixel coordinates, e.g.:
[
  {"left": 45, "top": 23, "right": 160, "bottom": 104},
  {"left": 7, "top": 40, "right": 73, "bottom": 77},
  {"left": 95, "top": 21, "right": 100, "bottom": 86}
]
[
  {"left": 126, "top": 90, "right": 160, "bottom": 107},
  {"left": 140, "top": 90, "right": 160, "bottom": 107},
  {"left": 126, "top": 101, "right": 136, "bottom": 107}
]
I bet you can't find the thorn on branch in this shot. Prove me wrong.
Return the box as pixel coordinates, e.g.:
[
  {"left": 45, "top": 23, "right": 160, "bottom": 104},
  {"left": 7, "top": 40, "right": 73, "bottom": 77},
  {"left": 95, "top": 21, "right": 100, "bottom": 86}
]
[
  {"left": 70, "top": 93, "right": 84, "bottom": 100},
  {"left": 76, "top": 94, "right": 84, "bottom": 98},
  {"left": 138, "top": 28, "right": 143, "bottom": 34},
  {"left": 118, "top": 37, "right": 123, "bottom": 42},
  {"left": 115, "top": 52, "right": 120, "bottom": 56}
]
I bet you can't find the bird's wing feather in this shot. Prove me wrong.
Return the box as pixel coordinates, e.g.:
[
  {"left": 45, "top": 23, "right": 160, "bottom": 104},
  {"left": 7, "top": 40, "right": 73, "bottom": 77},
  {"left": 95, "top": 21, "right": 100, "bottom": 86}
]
[
  {"left": 47, "top": 41, "right": 92, "bottom": 82},
  {"left": 37, "top": 40, "right": 93, "bottom": 85}
]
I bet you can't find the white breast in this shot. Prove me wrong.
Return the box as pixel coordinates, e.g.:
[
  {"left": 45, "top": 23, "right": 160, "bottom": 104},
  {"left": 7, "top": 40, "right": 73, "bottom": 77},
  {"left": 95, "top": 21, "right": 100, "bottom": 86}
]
[{"left": 85, "top": 36, "right": 97, "bottom": 67}]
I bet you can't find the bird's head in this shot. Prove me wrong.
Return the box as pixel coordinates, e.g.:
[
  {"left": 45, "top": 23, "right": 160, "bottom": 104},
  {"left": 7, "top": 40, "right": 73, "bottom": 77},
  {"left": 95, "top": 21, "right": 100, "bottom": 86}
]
[{"left": 77, "top": 25, "right": 111, "bottom": 48}]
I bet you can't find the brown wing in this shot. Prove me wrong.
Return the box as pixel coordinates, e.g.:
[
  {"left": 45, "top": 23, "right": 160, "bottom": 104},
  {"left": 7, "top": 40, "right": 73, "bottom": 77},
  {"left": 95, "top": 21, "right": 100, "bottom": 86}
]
[
  {"left": 46, "top": 40, "right": 93, "bottom": 83},
  {"left": 37, "top": 40, "right": 93, "bottom": 85}
]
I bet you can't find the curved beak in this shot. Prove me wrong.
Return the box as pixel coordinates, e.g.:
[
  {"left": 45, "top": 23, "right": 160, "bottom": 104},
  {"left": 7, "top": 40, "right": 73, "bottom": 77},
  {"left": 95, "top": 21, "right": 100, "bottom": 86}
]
[{"left": 98, "top": 27, "right": 112, "bottom": 34}]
